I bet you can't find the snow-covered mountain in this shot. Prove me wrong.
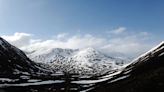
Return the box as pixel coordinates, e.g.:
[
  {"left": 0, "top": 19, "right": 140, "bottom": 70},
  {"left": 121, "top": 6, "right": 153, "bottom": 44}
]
[
  {"left": 0, "top": 36, "right": 125, "bottom": 76},
  {"left": 27, "top": 48, "right": 76, "bottom": 63},
  {"left": 26, "top": 47, "right": 124, "bottom": 75},
  {"left": 1, "top": 36, "right": 164, "bottom": 92}
]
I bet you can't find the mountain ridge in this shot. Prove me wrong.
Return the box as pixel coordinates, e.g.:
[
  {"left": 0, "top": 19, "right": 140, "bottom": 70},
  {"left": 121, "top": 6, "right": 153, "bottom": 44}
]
[
  {"left": 0, "top": 37, "right": 164, "bottom": 92},
  {"left": 0, "top": 37, "right": 39, "bottom": 78},
  {"left": 26, "top": 46, "right": 123, "bottom": 75},
  {"left": 90, "top": 41, "right": 164, "bottom": 92}
]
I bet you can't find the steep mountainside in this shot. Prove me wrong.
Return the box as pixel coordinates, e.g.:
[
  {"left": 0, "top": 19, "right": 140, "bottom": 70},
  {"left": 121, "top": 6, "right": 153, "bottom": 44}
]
[
  {"left": 0, "top": 37, "right": 40, "bottom": 78},
  {"left": 91, "top": 41, "right": 164, "bottom": 92}
]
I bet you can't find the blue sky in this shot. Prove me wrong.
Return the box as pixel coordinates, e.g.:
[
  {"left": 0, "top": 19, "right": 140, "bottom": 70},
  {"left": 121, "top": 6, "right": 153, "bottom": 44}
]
[
  {"left": 0, "top": 0, "right": 163, "bottom": 38},
  {"left": 0, "top": 0, "right": 164, "bottom": 57}
]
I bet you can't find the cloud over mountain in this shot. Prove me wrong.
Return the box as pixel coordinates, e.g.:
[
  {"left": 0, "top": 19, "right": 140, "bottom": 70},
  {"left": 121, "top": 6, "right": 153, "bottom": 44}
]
[{"left": 1, "top": 28, "right": 154, "bottom": 57}]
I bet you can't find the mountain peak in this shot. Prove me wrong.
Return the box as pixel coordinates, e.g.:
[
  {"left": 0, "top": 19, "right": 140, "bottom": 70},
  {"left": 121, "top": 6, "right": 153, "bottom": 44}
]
[
  {"left": 77, "top": 47, "right": 99, "bottom": 56},
  {"left": 26, "top": 47, "right": 122, "bottom": 75}
]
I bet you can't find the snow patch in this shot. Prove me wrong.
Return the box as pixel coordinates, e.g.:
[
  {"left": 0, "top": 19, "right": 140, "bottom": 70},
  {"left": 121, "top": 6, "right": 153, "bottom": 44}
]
[{"left": 0, "top": 80, "right": 65, "bottom": 87}]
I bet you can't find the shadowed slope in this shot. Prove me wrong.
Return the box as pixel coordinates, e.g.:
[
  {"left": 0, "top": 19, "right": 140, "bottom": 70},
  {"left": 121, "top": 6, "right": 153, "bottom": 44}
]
[
  {"left": 91, "top": 41, "right": 164, "bottom": 92},
  {"left": 0, "top": 37, "right": 39, "bottom": 78}
]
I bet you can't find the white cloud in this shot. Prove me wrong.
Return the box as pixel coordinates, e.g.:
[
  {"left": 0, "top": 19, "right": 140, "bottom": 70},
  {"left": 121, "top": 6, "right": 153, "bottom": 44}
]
[
  {"left": 100, "top": 37, "right": 151, "bottom": 57},
  {"left": 1, "top": 29, "right": 155, "bottom": 57},
  {"left": 107, "top": 27, "right": 126, "bottom": 34},
  {"left": 2, "top": 32, "right": 32, "bottom": 47},
  {"left": 19, "top": 34, "right": 107, "bottom": 52},
  {"left": 56, "top": 33, "right": 68, "bottom": 40}
]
